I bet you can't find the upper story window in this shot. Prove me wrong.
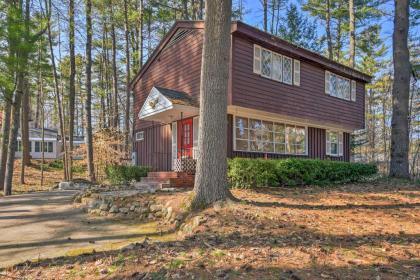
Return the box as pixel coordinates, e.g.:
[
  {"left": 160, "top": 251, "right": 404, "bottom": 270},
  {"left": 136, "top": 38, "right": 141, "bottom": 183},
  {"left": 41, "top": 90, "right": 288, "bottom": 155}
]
[
  {"left": 234, "top": 116, "right": 307, "bottom": 155},
  {"left": 325, "top": 71, "right": 357, "bottom": 102},
  {"left": 253, "top": 44, "right": 300, "bottom": 86},
  {"left": 135, "top": 131, "right": 144, "bottom": 141},
  {"left": 326, "top": 130, "right": 343, "bottom": 156}
]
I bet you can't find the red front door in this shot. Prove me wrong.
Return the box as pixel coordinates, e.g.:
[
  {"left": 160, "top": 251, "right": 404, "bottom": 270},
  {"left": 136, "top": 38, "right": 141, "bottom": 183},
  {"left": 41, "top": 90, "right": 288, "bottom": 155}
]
[{"left": 178, "top": 118, "right": 193, "bottom": 158}]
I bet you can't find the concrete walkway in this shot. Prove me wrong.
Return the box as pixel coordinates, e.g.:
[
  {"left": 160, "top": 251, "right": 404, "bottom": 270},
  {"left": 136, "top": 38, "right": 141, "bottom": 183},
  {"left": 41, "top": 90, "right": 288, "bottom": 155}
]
[{"left": 0, "top": 191, "right": 163, "bottom": 268}]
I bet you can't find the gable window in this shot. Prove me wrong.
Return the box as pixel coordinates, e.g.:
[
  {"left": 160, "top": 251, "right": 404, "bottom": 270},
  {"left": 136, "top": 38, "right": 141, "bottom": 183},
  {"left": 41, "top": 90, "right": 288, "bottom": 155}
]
[
  {"left": 326, "top": 131, "right": 343, "bottom": 156},
  {"left": 234, "top": 116, "right": 306, "bottom": 155},
  {"left": 325, "top": 71, "right": 355, "bottom": 101},
  {"left": 135, "top": 131, "right": 144, "bottom": 141},
  {"left": 253, "top": 44, "right": 299, "bottom": 86}
]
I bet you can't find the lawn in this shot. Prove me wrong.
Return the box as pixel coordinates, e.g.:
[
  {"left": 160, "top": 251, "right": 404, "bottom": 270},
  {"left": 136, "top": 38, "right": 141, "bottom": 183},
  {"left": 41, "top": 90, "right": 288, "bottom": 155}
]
[{"left": 3, "top": 179, "right": 419, "bottom": 279}]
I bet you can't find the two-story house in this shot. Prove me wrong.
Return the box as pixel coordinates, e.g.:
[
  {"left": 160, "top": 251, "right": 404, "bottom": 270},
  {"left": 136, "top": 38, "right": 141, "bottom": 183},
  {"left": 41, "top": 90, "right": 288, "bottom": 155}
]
[{"left": 131, "top": 21, "right": 371, "bottom": 177}]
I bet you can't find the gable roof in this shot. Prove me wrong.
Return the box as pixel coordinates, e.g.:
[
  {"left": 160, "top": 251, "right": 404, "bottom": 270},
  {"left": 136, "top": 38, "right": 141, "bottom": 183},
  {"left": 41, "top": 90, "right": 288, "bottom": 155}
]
[
  {"left": 130, "top": 20, "right": 371, "bottom": 89},
  {"left": 154, "top": 86, "right": 198, "bottom": 107}
]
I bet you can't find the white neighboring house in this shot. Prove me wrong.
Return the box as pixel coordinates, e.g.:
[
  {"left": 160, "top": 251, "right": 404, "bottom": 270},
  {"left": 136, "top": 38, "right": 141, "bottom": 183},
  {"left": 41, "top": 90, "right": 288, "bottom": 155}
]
[{"left": 15, "top": 128, "right": 62, "bottom": 160}]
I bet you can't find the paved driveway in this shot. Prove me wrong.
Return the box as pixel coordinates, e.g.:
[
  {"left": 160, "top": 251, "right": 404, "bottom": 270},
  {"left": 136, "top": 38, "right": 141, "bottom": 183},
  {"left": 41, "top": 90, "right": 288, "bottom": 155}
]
[{"left": 0, "top": 191, "right": 162, "bottom": 268}]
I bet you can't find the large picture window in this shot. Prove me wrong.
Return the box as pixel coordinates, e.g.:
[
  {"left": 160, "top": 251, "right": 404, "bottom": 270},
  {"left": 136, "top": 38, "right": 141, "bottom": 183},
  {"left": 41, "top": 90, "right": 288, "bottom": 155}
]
[
  {"left": 234, "top": 116, "right": 306, "bottom": 155},
  {"left": 325, "top": 71, "right": 355, "bottom": 101},
  {"left": 253, "top": 44, "right": 299, "bottom": 86},
  {"left": 326, "top": 131, "right": 343, "bottom": 156}
]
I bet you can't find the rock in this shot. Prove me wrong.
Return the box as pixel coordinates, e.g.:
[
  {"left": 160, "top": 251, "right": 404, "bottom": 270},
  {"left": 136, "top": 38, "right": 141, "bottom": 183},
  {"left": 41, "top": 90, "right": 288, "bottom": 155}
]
[
  {"left": 109, "top": 206, "right": 118, "bottom": 213},
  {"left": 192, "top": 216, "right": 207, "bottom": 227},
  {"left": 120, "top": 243, "right": 136, "bottom": 252},
  {"left": 130, "top": 205, "right": 136, "bottom": 211},
  {"left": 99, "top": 268, "right": 108, "bottom": 275},
  {"left": 88, "top": 199, "right": 101, "bottom": 209},
  {"left": 134, "top": 208, "right": 142, "bottom": 213},
  {"left": 99, "top": 203, "right": 109, "bottom": 211},
  {"left": 59, "top": 181, "right": 74, "bottom": 190},
  {"left": 148, "top": 213, "right": 154, "bottom": 219},
  {"left": 166, "top": 207, "right": 173, "bottom": 220},
  {"left": 132, "top": 202, "right": 141, "bottom": 207},
  {"left": 150, "top": 204, "right": 163, "bottom": 212},
  {"left": 119, "top": 208, "right": 129, "bottom": 214}
]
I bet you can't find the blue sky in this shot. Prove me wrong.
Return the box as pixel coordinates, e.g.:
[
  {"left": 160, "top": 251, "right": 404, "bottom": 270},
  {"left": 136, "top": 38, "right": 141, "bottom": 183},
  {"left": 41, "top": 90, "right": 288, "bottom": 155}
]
[{"left": 238, "top": 0, "right": 396, "bottom": 57}]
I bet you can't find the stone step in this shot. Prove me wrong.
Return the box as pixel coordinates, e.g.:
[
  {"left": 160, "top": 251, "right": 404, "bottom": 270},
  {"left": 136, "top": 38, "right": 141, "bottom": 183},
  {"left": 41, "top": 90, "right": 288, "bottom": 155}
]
[
  {"left": 140, "top": 177, "right": 171, "bottom": 184},
  {"left": 147, "top": 172, "right": 179, "bottom": 179}
]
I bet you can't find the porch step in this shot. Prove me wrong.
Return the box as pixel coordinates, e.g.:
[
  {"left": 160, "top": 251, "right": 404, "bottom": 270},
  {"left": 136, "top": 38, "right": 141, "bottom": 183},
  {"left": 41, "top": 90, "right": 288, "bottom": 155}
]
[{"left": 141, "top": 172, "right": 195, "bottom": 189}]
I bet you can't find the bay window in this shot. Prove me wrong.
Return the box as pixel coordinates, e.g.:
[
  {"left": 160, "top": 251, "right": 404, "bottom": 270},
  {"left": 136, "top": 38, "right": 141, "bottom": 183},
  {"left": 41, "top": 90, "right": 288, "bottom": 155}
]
[
  {"left": 326, "top": 131, "right": 343, "bottom": 156},
  {"left": 234, "top": 116, "right": 306, "bottom": 155}
]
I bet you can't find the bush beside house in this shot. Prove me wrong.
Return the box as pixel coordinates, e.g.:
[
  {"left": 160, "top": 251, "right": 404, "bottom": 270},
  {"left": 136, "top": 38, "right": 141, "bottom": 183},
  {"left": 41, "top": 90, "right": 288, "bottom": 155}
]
[
  {"left": 105, "top": 165, "right": 151, "bottom": 184},
  {"left": 228, "top": 158, "right": 377, "bottom": 188}
]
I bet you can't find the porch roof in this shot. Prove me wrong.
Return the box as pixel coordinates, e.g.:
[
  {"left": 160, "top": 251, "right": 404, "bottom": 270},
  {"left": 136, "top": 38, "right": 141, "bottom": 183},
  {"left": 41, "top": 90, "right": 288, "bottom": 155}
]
[{"left": 138, "top": 86, "right": 199, "bottom": 123}]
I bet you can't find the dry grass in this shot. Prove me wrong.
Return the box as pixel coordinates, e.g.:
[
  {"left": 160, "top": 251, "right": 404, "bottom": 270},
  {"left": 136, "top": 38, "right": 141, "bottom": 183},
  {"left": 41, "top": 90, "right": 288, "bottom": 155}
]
[
  {"left": 0, "top": 159, "right": 87, "bottom": 195},
  {"left": 3, "top": 179, "right": 419, "bottom": 279}
]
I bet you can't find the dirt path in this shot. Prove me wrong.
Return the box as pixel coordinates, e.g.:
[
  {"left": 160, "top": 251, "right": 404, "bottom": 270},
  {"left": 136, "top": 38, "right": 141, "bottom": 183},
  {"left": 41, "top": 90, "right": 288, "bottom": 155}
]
[{"left": 0, "top": 191, "right": 168, "bottom": 268}]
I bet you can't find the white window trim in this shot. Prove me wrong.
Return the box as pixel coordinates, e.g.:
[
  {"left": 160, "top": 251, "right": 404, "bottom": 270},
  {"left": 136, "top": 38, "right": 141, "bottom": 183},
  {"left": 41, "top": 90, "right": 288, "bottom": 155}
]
[
  {"left": 233, "top": 114, "right": 308, "bottom": 156},
  {"left": 325, "top": 71, "right": 355, "bottom": 102},
  {"left": 253, "top": 44, "right": 298, "bottom": 87},
  {"left": 135, "top": 131, "right": 144, "bottom": 141},
  {"left": 326, "top": 130, "right": 344, "bottom": 157}
]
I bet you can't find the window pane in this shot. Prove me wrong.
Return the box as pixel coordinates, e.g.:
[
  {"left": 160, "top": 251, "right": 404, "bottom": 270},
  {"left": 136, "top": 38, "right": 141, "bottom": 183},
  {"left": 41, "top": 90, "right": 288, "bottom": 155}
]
[
  {"left": 287, "top": 143, "right": 295, "bottom": 154},
  {"left": 250, "top": 119, "right": 262, "bottom": 130},
  {"left": 273, "top": 123, "right": 285, "bottom": 133},
  {"left": 296, "top": 144, "right": 305, "bottom": 155},
  {"left": 261, "top": 49, "right": 272, "bottom": 77},
  {"left": 331, "top": 143, "right": 338, "bottom": 155},
  {"left": 249, "top": 129, "right": 258, "bottom": 141},
  {"left": 236, "top": 128, "right": 248, "bottom": 140},
  {"left": 283, "top": 57, "right": 292, "bottom": 84},
  {"left": 274, "top": 132, "right": 285, "bottom": 143},
  {"left": 295, "top": 126, "right": 305, "bottom": 145},
  {"left": 35, "top": 142, "right": 40, "bottom": 152},
  {"left": 329, "top": 132, "right": 338, "bottom": 143},
  {"left": 275, "top": 143, "right": 286, "bottom": 153},
  {"left": 261, "top": 120, "right": 273, "bottom": 131},
  {"left": 286, "top": 125, "right": 296, "bottom": 144},
  {"left": 236, "top": 117, "right": 248, "bottom": 130},
  {"left": 250, "top": 141, "right": 260, "bottom": 151},
  {"left": 263, "top": 142, "right": 274, "bottom": 153},
  {"left": 272, "top": 54, "right": 282, "bottom": 81},
  {"left": 236, "top": 140, "right": 248, "bottom": 151},
  {"left": 262, "top": 130, "right": 273, "bottom": 142}
]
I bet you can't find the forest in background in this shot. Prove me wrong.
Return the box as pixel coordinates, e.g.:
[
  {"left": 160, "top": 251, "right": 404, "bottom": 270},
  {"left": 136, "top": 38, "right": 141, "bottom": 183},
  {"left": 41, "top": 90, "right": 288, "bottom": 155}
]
[{"left": 0, "top": 0, "right": 419, "bottom": 194}]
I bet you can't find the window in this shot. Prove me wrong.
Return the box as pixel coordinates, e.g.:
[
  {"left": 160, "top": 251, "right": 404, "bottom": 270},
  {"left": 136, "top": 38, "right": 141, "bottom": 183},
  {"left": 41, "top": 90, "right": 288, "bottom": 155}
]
[
  {"left": 282, "top": 56, "right": 293, "bottom": 85},
  {"left": 234, "top": 116, "right": 306, "bottom": 155},
  {"left": 34, "top": 141, "right": 53, "bottom": 153},
  {"left": 17, "top": 140, "right": 22, "bottom": 152},
  {"left": 261, "top": 48, "right": 272, "bottom": 78},
  {"left": 44, "top": 142, "right": 53, "bottom": 153},
  {"left": 326, "top": 131, "right": 343, "bottom": 156},
  {"left": 35, "top": 141, "right": 41, "bottom": 153},
  {"left": 253, "top": 44, "right": 299, "bottom": 86},
  {"left": 325, "top": 71, "right": 355, "bottom": 101},
  {"left": 135, "top": 131, "right": 144, "bottom": 141}
]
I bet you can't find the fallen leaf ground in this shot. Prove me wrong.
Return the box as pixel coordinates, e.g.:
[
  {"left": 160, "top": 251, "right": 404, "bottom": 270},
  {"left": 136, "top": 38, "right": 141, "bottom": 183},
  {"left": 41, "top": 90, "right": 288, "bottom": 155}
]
[{"left": 2, "top": 179, "right": 419, "bottom": 280}]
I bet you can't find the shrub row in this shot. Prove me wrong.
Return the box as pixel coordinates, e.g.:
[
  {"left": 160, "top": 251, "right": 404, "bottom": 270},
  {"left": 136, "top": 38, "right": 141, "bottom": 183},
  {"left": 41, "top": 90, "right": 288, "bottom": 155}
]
[
  {"left": 105, "top": 165, "right": 150, "bottom": 184},
  {"left": 228, "top": 158, "right": 377, "bottom": 188}
]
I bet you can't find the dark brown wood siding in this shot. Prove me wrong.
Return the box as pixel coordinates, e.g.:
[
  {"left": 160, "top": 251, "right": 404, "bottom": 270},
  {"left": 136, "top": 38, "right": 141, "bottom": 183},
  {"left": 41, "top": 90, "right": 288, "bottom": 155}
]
[
  {"left": 134, "top": 123, "right": 172, "bottom": 171},
  {"left": 133, "top": 28, "right": 204, "bottom": 131},
  {"left": 231, "top": 35, "right": 365, "bottom": 131}
]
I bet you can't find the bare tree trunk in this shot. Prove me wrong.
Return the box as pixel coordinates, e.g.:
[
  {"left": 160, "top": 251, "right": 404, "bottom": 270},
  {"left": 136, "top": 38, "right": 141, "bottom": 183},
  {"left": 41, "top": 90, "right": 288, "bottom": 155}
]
[
  {"left": 0, "top": 100, "right": 12, "bottom": 190},
  {"left": 263, "top": 0, "right": 268, "bottom": 32},
  {"left": 21, "top": 78, "right": 30, "bottom": 166},
  {"left": 110, "top": 4, "right": 119, "bottom": 128},
  {"left": 124, "top": 0, "right": 131, "bottom": 156},
  {"left": 68, "top": 0, "right": 76, "bottom": 180},
  {"left": 85, "top": 0, "right": 96, "bottom": 182},
  {"left": 389, "top": 0, "right": 410, "bottom": 178},
  {"left": 326, "top": 0, "right": 333, "bottom": 60},
  {"left": 349, "top": 0, "right": 355, "bottom": 67},
  {"left": 46, "top": 0, "right": 69, "bottom": 180},
  {"left": 191, "top": 0, "right": 233, "bottom": 209},
  {"left": 4, "top": 74, "right": 24, "bottom": 196}
]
